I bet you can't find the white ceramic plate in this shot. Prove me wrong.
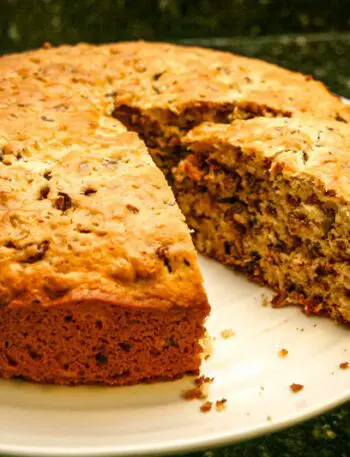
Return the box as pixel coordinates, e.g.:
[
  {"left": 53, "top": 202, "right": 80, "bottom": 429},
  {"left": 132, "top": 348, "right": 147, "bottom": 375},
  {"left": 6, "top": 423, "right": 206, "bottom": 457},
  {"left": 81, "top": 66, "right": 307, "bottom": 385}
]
[{"left": 0, "top": 255, "right": 349, "bottom": 456}]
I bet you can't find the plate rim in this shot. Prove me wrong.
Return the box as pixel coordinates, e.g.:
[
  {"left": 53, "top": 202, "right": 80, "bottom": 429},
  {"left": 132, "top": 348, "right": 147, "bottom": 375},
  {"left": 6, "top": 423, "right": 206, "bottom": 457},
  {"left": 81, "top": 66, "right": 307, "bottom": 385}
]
[{"left": 0, "top": 385, "right": 349, "bottom": 457}]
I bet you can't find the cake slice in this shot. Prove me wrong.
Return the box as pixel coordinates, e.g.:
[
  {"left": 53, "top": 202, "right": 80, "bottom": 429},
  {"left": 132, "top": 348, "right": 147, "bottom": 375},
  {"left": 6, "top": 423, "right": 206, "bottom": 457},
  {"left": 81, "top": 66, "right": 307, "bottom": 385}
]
[
  {"left": 0, "top": 110, "right": 209, "bottom": 385},
  {"left": 174, "top": 116, "right": 350, "bottom": 324}
]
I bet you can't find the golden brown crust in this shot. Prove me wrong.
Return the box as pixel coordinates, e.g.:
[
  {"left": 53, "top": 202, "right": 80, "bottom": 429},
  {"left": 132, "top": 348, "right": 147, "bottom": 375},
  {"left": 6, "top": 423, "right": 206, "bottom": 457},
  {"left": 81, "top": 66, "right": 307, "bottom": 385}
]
[
  {"left": 0, "top": 40, "right": 348, "bottom": 383},
  {"left": 107, "top": 41, "right": 348, "bottom": 121},
  {"left": 0, "top": 44, "right": 209, "bottom": 312},
  {"left": 0, "top": 41, "right": 212, "bottom": 385},
  {"left": 1, "top": 41, "right": 348, "bottom": 180}
]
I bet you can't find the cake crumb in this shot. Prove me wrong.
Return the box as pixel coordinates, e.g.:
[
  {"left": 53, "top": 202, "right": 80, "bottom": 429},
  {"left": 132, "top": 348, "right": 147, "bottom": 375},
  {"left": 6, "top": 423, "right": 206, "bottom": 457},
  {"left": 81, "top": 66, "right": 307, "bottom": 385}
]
[
  {"left": 261, "top": 294, "right": 269, "bottom": 307},
  {"left": 182, "top": 386, "right": 207, "bottom": 400},
  {"left": 215, "top": 399, "right": 227, "bottom": 412},
  {"left": 182, "top": 375, "right": 213, "bottom": 400},
  {"left": 221, "top": 328, "right": 235, "bottom": 339},
  {"left": 200, "top": 401, "right": 212, "bottom": 413},
  {"left": 278, "top": 348, "right": 289, "bottom": 358},
  {"left": 290, "top": 383, "right": 304, "bottom": 393},
  {"left": 339, "top": 362, "right": 349, "bottom": 370},
  {"left": 194, "top": 375, "right": 214, "bottom": 386}
]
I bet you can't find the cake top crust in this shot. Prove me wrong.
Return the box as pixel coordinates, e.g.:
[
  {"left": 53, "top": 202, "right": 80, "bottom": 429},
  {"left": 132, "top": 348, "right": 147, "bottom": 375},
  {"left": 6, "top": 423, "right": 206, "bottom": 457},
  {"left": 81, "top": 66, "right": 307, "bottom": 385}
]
[
  {"left": 0, "top": 44, "right": 211, "bottom": 311},
  {"left": 0, "top": 40, "right": 348, "bottom": 311},
  {"left": 1, "top": 41, "right": 349, "bottom": 124},
  {"left": 184, "top": 116, "right": 350, "bottom": 201}
]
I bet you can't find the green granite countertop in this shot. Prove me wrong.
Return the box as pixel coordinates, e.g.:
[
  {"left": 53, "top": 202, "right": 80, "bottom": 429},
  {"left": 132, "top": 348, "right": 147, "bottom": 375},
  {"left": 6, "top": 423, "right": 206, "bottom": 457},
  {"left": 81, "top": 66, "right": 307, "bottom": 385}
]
[{"left": 183, "top": 404, "right": 350, "bottom": 457}]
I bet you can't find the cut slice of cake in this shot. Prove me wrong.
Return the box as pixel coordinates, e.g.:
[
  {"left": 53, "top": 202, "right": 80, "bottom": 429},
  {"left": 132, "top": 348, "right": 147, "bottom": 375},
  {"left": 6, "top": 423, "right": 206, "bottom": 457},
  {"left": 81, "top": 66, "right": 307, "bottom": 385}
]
[
  {"left": 174, "top": 116, "right": 350, "bottom": 324},
  {"left": 0, "top": 101, "right": 209, "bottom": 385}
]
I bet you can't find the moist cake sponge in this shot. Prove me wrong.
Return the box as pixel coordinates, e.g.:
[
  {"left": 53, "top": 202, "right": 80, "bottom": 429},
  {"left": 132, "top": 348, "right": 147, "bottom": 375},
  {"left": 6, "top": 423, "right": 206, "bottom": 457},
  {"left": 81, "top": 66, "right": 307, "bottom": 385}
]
[
  {"left": 174, "top": 116, "right": 350, "bottom": 324},
  {"left": 0, "top": 77, "right": 209, "bottom": 385}
]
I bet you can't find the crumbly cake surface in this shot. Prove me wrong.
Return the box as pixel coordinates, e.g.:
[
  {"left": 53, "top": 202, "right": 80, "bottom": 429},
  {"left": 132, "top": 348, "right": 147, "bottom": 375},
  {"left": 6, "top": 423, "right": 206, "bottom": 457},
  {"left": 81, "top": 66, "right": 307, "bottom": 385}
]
[
  {"left": 0, "top": 43, "right": 210, "bottom": 385},
  {"left": 174, "top": 117, "right": 350, "bottom": 323},
  {"left": 1, "top": 41, "right": 348, "bottom": 177},
  {"left": 1, "top": 40, "right": 349, "bottom": 384}
]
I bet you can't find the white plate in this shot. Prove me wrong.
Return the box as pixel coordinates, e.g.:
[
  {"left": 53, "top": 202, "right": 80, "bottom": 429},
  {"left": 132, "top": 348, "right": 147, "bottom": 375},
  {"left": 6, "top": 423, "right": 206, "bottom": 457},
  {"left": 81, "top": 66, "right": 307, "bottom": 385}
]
[{"left": 0, "top": 255, "right": 349, "bottom": 456}]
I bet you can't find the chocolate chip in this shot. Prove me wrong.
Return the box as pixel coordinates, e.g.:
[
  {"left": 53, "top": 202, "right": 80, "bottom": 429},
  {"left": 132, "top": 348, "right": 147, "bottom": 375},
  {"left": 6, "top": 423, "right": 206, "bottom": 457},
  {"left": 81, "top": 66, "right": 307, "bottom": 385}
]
[{"left": 43, "top": 171, "right": 52, "bottom": 180}]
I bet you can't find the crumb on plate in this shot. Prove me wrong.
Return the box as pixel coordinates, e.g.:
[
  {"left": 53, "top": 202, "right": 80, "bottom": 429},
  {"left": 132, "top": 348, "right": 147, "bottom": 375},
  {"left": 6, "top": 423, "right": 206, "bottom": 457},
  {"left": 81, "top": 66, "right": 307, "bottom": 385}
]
[
  {"left": 290, "top": 383, "right": 304, "bottom": 393},
  {"left": 339, "top": 362, "right": 349, "bottom": 370},
  {"left": 221, "top": 329, "right": 235, "bottom": 339},
  {"left": 194, "top": 375, "right": 214, "bottom": 386},
  {"left": 261, "top": 294, "right": 270, "bottom": 307},
  {"left": 215, "top": 399, "right": 227, "bottom": 412},
  {"left": 278, "top": 348, "right": 289, "bottom": 358},
  {"left": 200, "top": 401, "right": 212, "bottom": 413},
  {"left": 182, "top": 386, "right": 207, "bottom": 400}
]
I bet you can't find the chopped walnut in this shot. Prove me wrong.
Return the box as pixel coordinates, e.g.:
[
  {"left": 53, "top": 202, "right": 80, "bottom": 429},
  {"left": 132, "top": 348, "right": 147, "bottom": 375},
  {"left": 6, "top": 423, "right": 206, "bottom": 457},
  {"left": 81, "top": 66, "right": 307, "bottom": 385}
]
[
  {"left": 290, "top": 383, "right": 304, "bottom": 393},
  {"left": 200, "top": 401, "right": 212, "bottom": 413}
]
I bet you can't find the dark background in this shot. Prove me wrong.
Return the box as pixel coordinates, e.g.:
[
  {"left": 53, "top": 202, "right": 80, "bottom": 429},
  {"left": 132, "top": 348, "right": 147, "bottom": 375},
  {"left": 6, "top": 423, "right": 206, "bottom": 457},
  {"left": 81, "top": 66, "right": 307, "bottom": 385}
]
[{"left": 0, "top": 1, "right": 349, "bottom": 456}]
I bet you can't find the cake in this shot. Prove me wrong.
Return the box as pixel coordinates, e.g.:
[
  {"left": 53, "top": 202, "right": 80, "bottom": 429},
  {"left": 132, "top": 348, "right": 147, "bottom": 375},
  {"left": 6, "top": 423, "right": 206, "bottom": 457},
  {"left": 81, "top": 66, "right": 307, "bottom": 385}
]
[
  {"left": 173, "top": 117, "right": 350, "bottom": 324},
  {"left": 0, "top": 49, "right": 209, "bottom": 385},
  {"left": 109, "top": 41, "right": 350, "bottom": 177},
  {"left": 0, "top": 40, "right": 348, "bottom": 385}
]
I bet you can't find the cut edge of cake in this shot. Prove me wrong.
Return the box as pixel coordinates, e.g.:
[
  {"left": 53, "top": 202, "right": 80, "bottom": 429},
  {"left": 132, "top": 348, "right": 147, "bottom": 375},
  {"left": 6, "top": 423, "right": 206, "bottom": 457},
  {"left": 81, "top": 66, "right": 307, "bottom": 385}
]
[{"left": 174, "top": 116, "right": 350, "bottom": 324}]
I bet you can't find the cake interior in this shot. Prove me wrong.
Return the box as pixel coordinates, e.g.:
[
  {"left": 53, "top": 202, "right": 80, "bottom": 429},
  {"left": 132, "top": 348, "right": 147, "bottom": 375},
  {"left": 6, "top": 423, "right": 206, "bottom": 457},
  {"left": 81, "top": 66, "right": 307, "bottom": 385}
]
[
  {"left": 174, "top": 134, "right": 350, "bottom": 324},
  {"left": 113, "top": 102, "right": 283, "bottom": 178},
  {"left": 0, "top": 301, "right": 206, "bottom": 386}
]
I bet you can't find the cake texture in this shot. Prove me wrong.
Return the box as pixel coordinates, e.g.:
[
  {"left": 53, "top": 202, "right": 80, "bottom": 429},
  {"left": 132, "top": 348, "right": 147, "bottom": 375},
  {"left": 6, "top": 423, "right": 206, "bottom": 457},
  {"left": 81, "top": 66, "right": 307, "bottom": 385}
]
[
  {"left": 2, "top": 41, "right": 348, "bottom": 179},
  {"left": 109, "top": 42, "right": 350, "bottom": 176},
  {"left": 0, "top": 40, "right": 349, "bottom": 385},
  {"left": 174, "top": 117, "right": 350, "bottom": 324},
  {"left": 0, "top": 46, "right": 209, "bottom": 385}
]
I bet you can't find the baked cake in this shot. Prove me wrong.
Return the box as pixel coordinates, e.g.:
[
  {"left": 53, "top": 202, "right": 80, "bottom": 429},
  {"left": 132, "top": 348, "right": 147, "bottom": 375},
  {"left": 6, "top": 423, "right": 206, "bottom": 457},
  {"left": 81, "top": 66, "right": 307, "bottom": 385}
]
[
  {"left": 0, "top": 41, "right": 349, "bottom": 385},
  {"left": 0, "top": 50, "right": 209, "bottom": 385},
  {"left": 174, "top": 117, "right": 350, "bottom": 324},
  {"left": 3, "top": 41, "right": 348, "bottom": 178},
  {"left": 109, "top": 42, "right": 350, "bottom": 176}
]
